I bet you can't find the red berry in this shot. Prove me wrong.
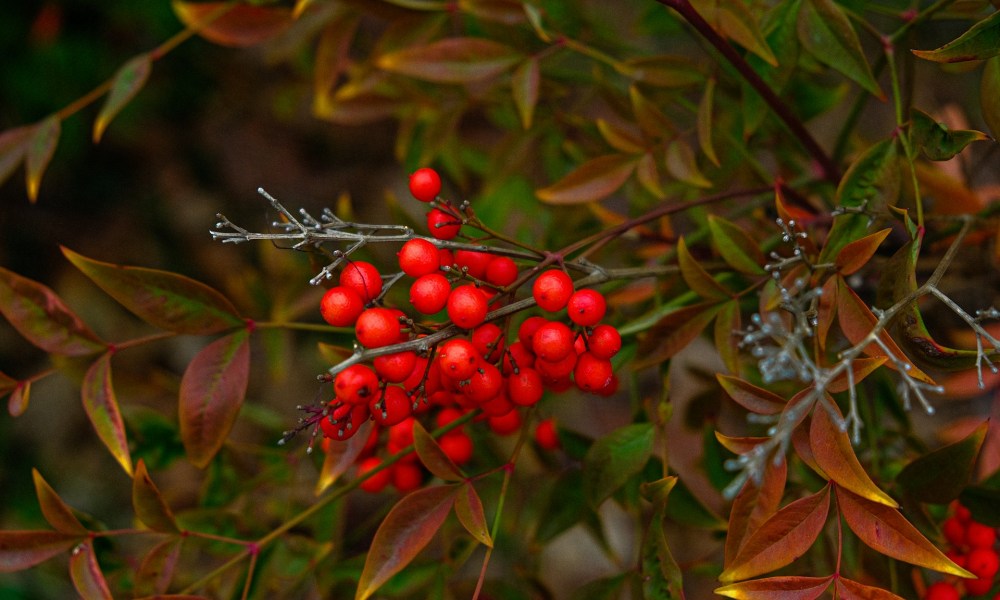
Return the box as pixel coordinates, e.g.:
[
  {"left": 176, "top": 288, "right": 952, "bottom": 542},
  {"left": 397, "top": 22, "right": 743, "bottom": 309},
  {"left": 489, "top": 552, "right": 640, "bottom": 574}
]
[
  {"left": 479, "top": 391, "right": 514, "bottom": 417},
  {"left": 387, "top": 417, "right": 416, "bottom": 455},
  {"left": 588, "top": 324, "right": 622, "bottom": 359},
  {"left": 320, "top": 286, "right": 365, "bottom": 327},
  {"left": 508, "top": 367, "right": 543, "bottom": 406},
  {"left": 438, "top": 339, "right": 481, "bottom": 380},
  {"left": 455, "top": 250, "right": 492, "bottom": 279},
  {"left": 488, "top": 409, "right": 522, "bottom": 435},
  {"left": 370, "top": 386, "right": 412, "bottom": 427},
  {"left": 447, "top": 285, "right": 488, "bottom": 329},
  {"left": 357, "top": 457, "right": 392, "bottom": 493},
  {"left": 532, "top": 321, "right": 574, "bottom": 362},
  {"left": 485, "top": 256, "right": 518, "bottom": 287},
  {"left": 340, "top": 261, "right": 382, "bottom": 302},
  {"left": 924, "top": 581, "right": 960, "bottom": 600},
  {"left": 398, "top": 238, "right": 440, "bottom": 277},
  {"left": 535, "top": 352, "right": 578, "bottom": 380},
  {"left": 567, "top": 289, "right": 607, "bottom": 326},
  {"left": 967, "top": 547, "right": 1000, "bottom": 578},
  {"left": 471, "top": 323, "right": 505, "bottom": 362},
  {"left": 374, "top": 351, "right": 418, "bottom": 383},
  {"left": 320, "top": 402, "right": 369, "bottom": 440},
  {"left": 355, "top": 307, "right": 402, "bottom": 348},
  {"left": 965, "top": 576, "right": 994, "bottom": 596},
  {"left": 518, "top": 316, "right": 548, "bottom": 346},
  {"left": 955, "top": 502, "right": 973, "bottom": 523},
  {"left": 943, "top": 516, "right": 966, "bottom": 547},
  {"left": 574, "top": 352, "right": 614, "bottom": 393},
  {"left": 596, "top": 373, "right": 620, "bottom": 397},
  {"left": 533, "top": 270, "right": 574, "bottom": 312},
  {"left": 435, "top": 407, "right": 465, "bottom": 430},
  {"left": 410, "top": 273, "right": 451, "bottom": 315},
  {"left": 502, "top": 340, "right": 536, "bottom": 374},
  {"left": 439, "top": 431, "right": 474, "bottom": 465},
  {"left": 534, "top": 418, "right": 560, "bottom": 450},
  {"left": 334, "top": 364, "right": 379, "bottom": 404},
  {"left": 967, "top": 522, "right": 997, "bottom": 549},
  {"left": 427, "top": 209, "right": 461, "bottom": 240},
  {"left": 945, "top": 549, "right": 967, "bottom": 569},
  {"left": 464, "top": 363, "right": 503, "bottom": 403},
  {"left": 409, "top": 167, "right": 441, "bottom": 202},
  {"left": 438, "top": 248, "right": 454, "bottom": 269},
  {"left": 391, "top": 462, "right": 424, "bottom": 493}
]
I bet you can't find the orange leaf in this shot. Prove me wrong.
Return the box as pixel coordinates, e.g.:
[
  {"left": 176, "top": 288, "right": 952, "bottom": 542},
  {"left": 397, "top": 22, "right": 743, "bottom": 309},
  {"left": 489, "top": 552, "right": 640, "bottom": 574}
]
[
  {"left": 0, "top": 531, "right": 82, "bottom": 573},
  {"left": 171, "top": 2, "right": 293, "bottom": 48},
  {"left": 717, "top": 374, "right": 786, "bottom": 415},
  {"left": 816, "top": 276, "right": 838, "bottom": 351},
  {"left": 725, "top": 458, "right": 787, "bottom": 568},
  {"left": 719, "top": 484, "right": 830, "bottom": 582},
  {"left": 68, "top": 540, "right": 113, "bottom": 600},
  {"left": 679, "top": 237, "right": 729, "bottom": 300},
  {"left": 716, "top": 575, "right": 832, "bottom": 599},
  {"left": 836, "top": 576, "right": 907, "bottom": 599},
  {"left": 835, "top": 228, "right": 891, "bottom": 276},
  {"left": 836, "top": 486, "right": 974, "bottom": 577},
  {"left": 715, "top": 299, "right": 742, "bottom": 374},
  {"left": 810, "top": 401, "right": 897, "bottom": 507},
  {"left": 914, "top": 161, "right": 984, "bottom": 215},
  {"left": 715, "top": 433, "right": 769, "bottom": 455},
  {"left": 132, "top": 460, "right": 179, "bottom": 534},
  {"left": 826, "top": 357, "right": 888, "bottom": 393},
  {"left": 355, "top": 485, "right": 457, "bottom": 600},
  {"left": 82, "top": 353, "right": 133, "bottom": 476},
  {"left": 536, "top": 154, "right": 639, "bottom": 204},
  {"left": 792, "top": 417, "right": 827, "bottom": 479},
  {"left": 377, "top": 37, "right": 521, "bottom": 83}
]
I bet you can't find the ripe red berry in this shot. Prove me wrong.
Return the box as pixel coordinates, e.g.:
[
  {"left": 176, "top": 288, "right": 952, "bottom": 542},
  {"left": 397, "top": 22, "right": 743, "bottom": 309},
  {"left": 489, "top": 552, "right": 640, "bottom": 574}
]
[
  {"left": 387, "top": 417, "right": 416, "bottom": 455},
  {"left": 588, "top": 324, "right": 622, "bottom": 359},
  {"left": 507, "top": 367, "right": 543, "bottom": 406},
  {"left": 479, "top": 391, "right": 514, "bottom": 417},
  {"left": 574, "top": 352, "right": 614, "bottom": 393},
  {"left": 438, "top": 339, "right": 481, "bottom": 380},
  {"left": 463, "top": 363, "right": 503, "bottom": 403},
  {"left": 943, "top": 517, "right": 967, "bottom": 548},
  {"left": 924, "top": 581, "right": 960, "bottom": 600},
  {"left": 567, "top": 289, "right": 607, "bottom": 326},
  {"left": 439, "top": 431, "right": 474, "bottom": 465},
  {"left": 964, "top": 576, "right": 994, "bottom": 596},
  {"left": 517, "top": 316, "right": 548, "bottom": 347},
  {"left": 319, "top": 286, "right": 365, "bottom": 327},
  {"left": 409, "top": 167, "right": 441, "bottom": 202},
  {"left": 427, "top": 208, "right": 461, "bottom": 240},
  {"left": 340, "top": 261, "right": 382, "bottom": 302},
  {"left": 471, "top": 323, "right": 505, "bottom": 362},
  {"left": 967, "top": 547, "right": 1000, "bottom": 579},
  {"left": 391, "top": 461, "right": 424, "bottom": 493},
  {"left": 535, "top": 352, "right": 578, "bottom": 380},
  {"left": 954, "top": 502, "right": 973, "bottom": 523},
  {"left": 334, "top": 364, "right": 380, "bottom": 404},
  {"left": 502, "top": 341, "right": 535, "bottom": 374},
  {"left": 447, "top": 285, "right": 488, "bottom": 329},
  {"left": 967, "top": 522, "right": 997, "bottom": 549},
  {"left": 532, "top": 321, "right": 574, "bottom": 362},
  {"left": 357, "top": 457, "right": 392, "bottom": 493},
  {"left": 374, "top": 351, "right": 418, "bottom": 383},
  {"left": 534, "top": 418, "right": 560, "bottom": 450},
  {"left": 455, "top": 250, "right": 493, "bottom": 279},
  {"left": 398, "top": 238, "right": 441, "bottom": 277},
  {"left": 485, "top": 256, "right": 518, "bottom": 287},
  {"left": 488, "top": 409, "right": 522, "bottom": 435},
  {"left": 355, "top": 307, "right": 402, "bottom": 348},
  {"left": 533, "top": 270, "right": 574, "bottom": 312},
  {"left": 320, "top": 402, "right": 369, "bottom": 440},
  {"left": 438, "top": 248, "right": 454, "bottom": 269},
  {"left": 410, "top": 273, "right": 451, "bottom": 315},
  {"left": 435, "top": 407, "right": 465, "bottom": 430},
  {"left": 370, "top": 386, "right": 412, "bottom": 427}
]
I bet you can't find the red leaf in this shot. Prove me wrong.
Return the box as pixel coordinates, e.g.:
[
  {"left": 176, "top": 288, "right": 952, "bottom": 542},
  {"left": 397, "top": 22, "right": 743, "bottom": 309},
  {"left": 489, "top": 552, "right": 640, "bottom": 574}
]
[
  {"left": 835, "top": 228, "right": 891, "bottom": 276},
  {"left": 455, "top": 482, "right": 492, "bottom": 547},
  {"left": 715, "top": 433, "right": 769, "bottom": 455},
  {"left": 315, "top": 422, "right": 371, "bottom": 495},
  {"left": 62, "top": 247, "right": 243, "bottom": 335},
  {"left": 136, "top": 538, "right": 183, "bottom": 597},
  {"left": 0, "top": 530, "right": 81, "bottom": 573},
  {"left": 171, "top": 1, "right": 293, "bottom": 48},
  {"left": 512, "top": 57, "right": 539, "bottom": 129},
  {"left": 717, "top": 374, "right": 786, "bottom": 415},
  {"left": 179, "top": 330, "right": 251, "bottom": 468},
  {"left": 725, "top": 458, "right": 787, "bottom": 568},
  {"left": 82, "top": 353, "right": 133, "bottom": 476},
  {"left": 32, "top": 469, "right": 87, "bottom": 535},
  {"left": 825, "top": 357, "right": 887, "bottom": 393},
  {"left": 835, "top": 577, "right": 906, "bottom": 599},
  {"left": 25, "top": 116, "right": 60, "bottom": 203},
  {"left": 94, "top": 54, "right": 152, "bottom": 143},
  {"left": 355, "top": 485, "right": 458, "bottom": 600},
  {"left": 412, "top": 421, "right": 463, "bottom": 482},
  {"left": 536, "top": 154, "right": 639, "bottom": 204},
  {"left": 810, "top": 401, "right": 896, "bottom": 507},
  {"left": 8, "top": 380, "right": 30, "bottom": 417},
  {"left": 0, "top": 266, "right": 105, "bottom": 356},
  {"left": 0, "top": 126, "right": 32, "bottom": 190},
  {"left": 719, "top": 484, "right": 830, "bottom": 582},
  {"left": 133, "top": 459, "right": 179, "bottom": 533},
  {"left": 836, "top": 486, "right": 973, "bottom": 577},
  {"left": 377, "top": 37, "right": 521, "bottom": 83},
  {"left": 715, "top": 575, "right": 832, "bottom": 599},
  {"left": 69, "top": 540, "right": 113, "bottom": 600}
]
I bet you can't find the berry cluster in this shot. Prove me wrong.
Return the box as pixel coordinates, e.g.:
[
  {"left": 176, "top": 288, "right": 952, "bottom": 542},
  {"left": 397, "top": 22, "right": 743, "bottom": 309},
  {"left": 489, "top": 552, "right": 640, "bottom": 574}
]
[
  {"left": 925, "top": 502, "right": 1000, "bottom": 599},
  {"left": 307, "top": 168, "right": 621, "bottom": 492}
]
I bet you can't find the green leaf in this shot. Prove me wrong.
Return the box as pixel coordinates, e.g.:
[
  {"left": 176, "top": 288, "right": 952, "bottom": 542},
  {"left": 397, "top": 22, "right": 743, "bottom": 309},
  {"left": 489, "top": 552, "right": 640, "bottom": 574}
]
[
  {"left": 583, "top": 423, "right": 655, "bottom": 508},
  {"left": 454, "top": 482, "right": 492, "bottom": 547},
  {"left": 959, "top": 486, "right": 1000, "bottom": 526},
  {"left": 94, "top": 54, "right": 151, "bottom": 143},
  {"left": 571, "top": 574, "right": 627, "bottom": 600},
  {"left": 355, "top": 485, "right": 457, "bottom": 600},
  {"left": 62, "top": 246, "right": 243, "bottom": 335},
  {"left": 716, "top": 575, "right": 832, "bottom": 599},
  {"left": 897, "top": 421, "right": 987, "bottom": 504},
  {"left": 0, "top": 531, "right": 81, "bottom": 573},
  {"left": 511, "top": 57, "right": 539, "bottom": 130},
  {"left": 696, "top": 0, "right": 777, "bottom": 66},
  {"left": 32, "top": 470, "right": 87, "bottom": 535},
  {"left": 179, "top": 330, "right": 251, "bottom": 468},
  {"left": 909, "top": 109, "right": 989, "bottom": 161},
  {"left": 664, "top": 477, "right": 727, "bottom": 530},
  {"left": 412, "top": 421, "right": 463, "bottom": 482},
  {"left": 377, "top": 37, "right": 520, "bottom": 83},
  {"left": 82, "top": 353, "right": 133, "bottom": 476},
  {"left": 665, "top": 139, "right": 711, "bottom": 188},
  {"left": 25, "top": 116, "right": 60, "bottom": 203},
  {"left": 715, "top": 299, "right": 742, "bottom": 374},
  {"left": 135, "top": 538, "right": 183, "bottom": 597},
  {"left": 742, "top": 0, "right": 801, "bottom": 137},
  {"left": 536, "top": 154, "right": 638, "bottom": 204},
  {"left": 641, "top": 476, "right": 683, "bottom": 598},
  {"left": 678, "top": 237, "right": 729, "bottom": 301},
  {"left": 708, "top": 215, "right": 766, "bottom": 275},
  {"left": 698, "top": 77, "right": 720, "bottom": 166},
  {"left": 68, "top": 540, "right": 113, "bottom": 600},
  {"left": 913, "top": 10, "right": 1000, "bottom": 63},
  {"left": 0, "top": 126, "right": 32, "bottom": 191},
  {"left": 0, "top": 266, "right": 105, "bottom": 356},
  {"left": 797, "top": 0, "right": 883, "bottom": 97},
  {"left": 981, "top": 57, "right": 1000, "bottom": 140},
  {"left": 133, "top": 459, "right": 180, "bottom": 533}
]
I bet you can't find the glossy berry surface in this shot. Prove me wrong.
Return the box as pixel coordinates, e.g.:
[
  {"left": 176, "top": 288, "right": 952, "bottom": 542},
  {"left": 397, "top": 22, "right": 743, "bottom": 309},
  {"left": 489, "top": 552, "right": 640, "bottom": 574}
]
[
  {"left": 447, "top": 285, "right": 488, "bottom": 329},
  {"left": 398, "top": 238, "right": 441, "bottom": 277},
  {"left": 567, "top": 289, "right": 607, "bottom": 326},
  {"left": 409, "top": 167, "right": 441, "bottom": 202},
  {"left": 340, "top": 261, "right": 382, "bottom": 302},
  {"left": 532, "top": 270, "right": 574, "bottom": 312},
  {"left": 427, "top": 209, "right": 461, "bottom": 240},
  {"left": 355, "top": 307, "right": 402, "bottom": 348},
  {"left": 410, "top": 273, "right": 451, "bottom": 315},
  {"left": 319, "top": 286, "right": 364, "bottom": 327}
]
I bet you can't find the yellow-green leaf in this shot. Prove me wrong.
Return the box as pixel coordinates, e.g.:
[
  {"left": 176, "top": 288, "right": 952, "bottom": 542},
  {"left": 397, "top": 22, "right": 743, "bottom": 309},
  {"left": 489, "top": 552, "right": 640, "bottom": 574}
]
[
  {"left": 82, "top": 353, "right": 132, "bottom": 476},
  {"left": 377, "top": 37, "right": 521, "bottom": 83},
  {"left": 912, "top": 10, "right": 1000, "bottom": 63},
  {"left": 665, "top": 139, "right": 712, "bottom": 188},
  {"left": 678, "top": 237, "right": 729, "bottom": 300},
  {"left": 716, "top": 575, "right": 832, "bottom": 599},
  {"left": 25, "top": 116, "right": 60, "bottom": 203},
  {"left": 455, "top": 481, "right": 492, "bottom": 547},
  {"left": 697, "top": 0, "right": 778, "bottom": 66},
  {"left": 536, "top": 154, "right": 638, "bottom": 204},
  {"left": 68, "top": 540, "right": 113, "bottom": 600},
  {"left": 94, "top": 54, "right": 151, "bottom": 143},
  {"left": 797, "top": 0, "right": 883, "bottom": 97},
  {"left": 708, "top": 215, "right": 766, "bottom": 275},
  {"left": 511, "top": 57, "right": 539, "bottom": 129},
  {"left": 698, "top": 77, "right": 720, "bottom": 166}
]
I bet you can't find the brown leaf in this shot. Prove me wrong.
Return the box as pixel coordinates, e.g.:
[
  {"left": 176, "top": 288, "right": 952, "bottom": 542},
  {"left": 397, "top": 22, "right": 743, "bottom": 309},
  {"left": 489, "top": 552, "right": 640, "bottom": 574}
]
[
  {"left": 0, "top": 126, "right": 33, "bottom": 190},
  {"left": 816, "top": 275, "right": 838, "bottom": 351},
  {"left": 536, "top": 154, "right": 638, "bottom": 204},
  {"left": 82, "top": 353, "right": 133, "bottom": 476},
  {"left": 810, "top": 401, "right": 896, "bottom": 507},
  {"left": 136, "top": 538, "right": 183, "bottom": 597},
  {"left": 172, "top": 1, "right": 293, "bottom": 48},
  {"left": 69, "top": 540, "right": 113, "bottom": 600},
  {"left": 412, "top": 421, "right": 463, "bottom": 482},
  {"left": 133, "top": 460, "right": 179, "bottom": 533},
  {"left": 826, "top": 357, "right": 887, "bottom": 393},
  {"left": 634, "top": 302, "right": 721, "bottom": 369},
  {"left": 835, "top": 577, "right": 906, "bottom": 599},
  {"left": 716, "top": 575, "right": 832, "bottom": 599},
  {"left": 0, "top": 531, "right": 81, "bottom": 573},
  {"left": 678, "top": 237, "right": 729, "bottom": 300},
  {"left": 32, "top": 470, "right": 87, "bottom": 535},
  {"left": 717, "top": 374, "right": 787, "bottom": 415},
  {"left": 377, "top": 37, "right": 521, "bottom": 83},
  {"left": 454, "top": 481, "right": 492, "bottom": 547},
  {"left": 725, "top": 458, "right": 787, "bottom": 568}
]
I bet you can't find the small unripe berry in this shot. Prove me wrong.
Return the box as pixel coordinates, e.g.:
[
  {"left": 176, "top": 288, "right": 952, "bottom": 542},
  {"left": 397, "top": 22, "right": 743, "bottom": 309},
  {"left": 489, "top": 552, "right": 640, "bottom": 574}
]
[
  {"left": 340, "top": 261, "right": 382, "bottom": 302},
  {"left": 320, "top": 286, "right": 365, "bottom": 327},
  {"left": 447, "top": 285, "right": 488, "bottom": 329},
  {"left": 533, "top": 270, "right": 574, "bottom": 312},
  {"left": 409, "top": 167, "right": 441, "bottom": 202}
]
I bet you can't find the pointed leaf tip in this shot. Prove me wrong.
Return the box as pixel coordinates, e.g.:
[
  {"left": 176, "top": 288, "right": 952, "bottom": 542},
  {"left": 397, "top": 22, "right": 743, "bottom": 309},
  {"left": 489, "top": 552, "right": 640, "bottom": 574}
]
[
  {"left": 82, "top": 353, "right": 133, "bottom": 476},
  {"left": 94, "top": 54, "right": 151, "bottom": 143}
]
